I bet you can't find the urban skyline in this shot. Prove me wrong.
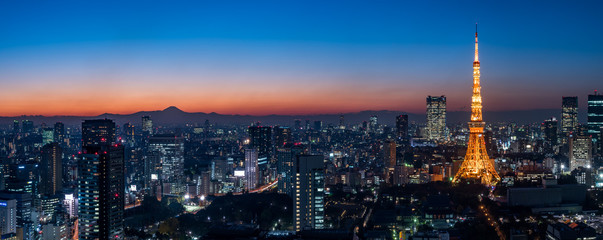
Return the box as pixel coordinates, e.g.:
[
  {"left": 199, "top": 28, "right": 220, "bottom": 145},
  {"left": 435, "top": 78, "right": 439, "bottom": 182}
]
[
  {"left": 2, "top": 2, "right": 603, "bottom": 240},
  {"left": 1, "top": 1, "right": 602, "bottom": 116}
]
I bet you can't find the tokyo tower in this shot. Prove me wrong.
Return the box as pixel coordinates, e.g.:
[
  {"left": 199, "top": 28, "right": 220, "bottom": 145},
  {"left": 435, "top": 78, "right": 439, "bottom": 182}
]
[{"left": 453, "top": 25, "right": 501, "bottom": 186}]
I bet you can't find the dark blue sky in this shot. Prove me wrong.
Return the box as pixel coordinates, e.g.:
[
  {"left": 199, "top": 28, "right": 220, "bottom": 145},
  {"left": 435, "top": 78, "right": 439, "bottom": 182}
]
[{"left": 0, "top": 1, "right": 602, "bottom": 115}]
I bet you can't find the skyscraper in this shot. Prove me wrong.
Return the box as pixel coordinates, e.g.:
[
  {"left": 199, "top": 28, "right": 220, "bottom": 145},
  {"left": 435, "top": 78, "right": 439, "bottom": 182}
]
[
  {"left": 245, "top": 149, "right": 258, "bottom": 191},
  {"left": 276, "top": 143, "right": 307, "bottom": 196},
  {"left": 0, "top": 199, "right": 17, "bottom": 238},
  {"left": 82, "top": 119, "right": 116, "bottom": 148},
  {"left": 313, "top": 121, "right": 323, "bottom": 131},
  {"left": 6, "top": 163, "right": 38, "bottom": 196},
  {"left": 396, "top": 114, "right": 409, "bottom": 140},
  {"left": 383, "top": 140, "right": 396, "bottom": 184},
  {"left": 274, "top": 126, "right": 292, "bottom": 147},
  {"left": 21, "top": 120, "right": 33, "bottom": 134},
  {"left": 54, "top": 122, "right": 65, "bottom": 144},
  {"left": 369, "top": 115, "right": 378, "bottom": 133},
  {"left": 293, "top": 155, "right": 325, "bottom": 231},
  {"left": 42, "top": 127, "right": 54, "bottom": 145},
  {"left": 78, "top": 119, "right": 124, "bottom": 240},
  {"left": 122, "top": 123, "right": 135, "bottom": 147},
  {"left": 13, "top": 120, "right": 19, "bottom": 133},
  {"left": 142, "top": 116, "right": 153, "bottom": 136},
  {"left": 542, "top": 118, "right": 558, "bottom": 153},
  {"left": 561, "top": 97, "right": 578, "bottom": 144},
  {"left": 426, "top": 96, "right": 446, "bottom": 142},
  {"left": 453, "top": 26, "right": 500, "bottom": 185},
  {"left": 40, "top": 142, "right": 63, "bottom": 196},
  {"left": 587, "top": 91, "right": 603, "bottom": 153},
  {"left": 0, "top": 191, "right": 33, "bottom": 240},
  {"left": 569, "top": 133, "right": 592, "bottom": 170},
  {"left": 248, "top": 126, "right": 272, "bottom": 159},
  {"left": 148, "top": 134, "right": 185, "bottom": 195}
]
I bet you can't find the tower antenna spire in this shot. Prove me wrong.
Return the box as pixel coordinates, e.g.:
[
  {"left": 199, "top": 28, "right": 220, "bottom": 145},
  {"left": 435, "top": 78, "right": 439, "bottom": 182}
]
[{"left": 474, "top": 23, "right": 479, "bottom": 62}]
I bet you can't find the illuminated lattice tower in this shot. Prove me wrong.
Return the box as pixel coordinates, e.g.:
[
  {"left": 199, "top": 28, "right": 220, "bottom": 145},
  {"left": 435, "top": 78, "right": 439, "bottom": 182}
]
[{"left": 453, "top": 25, "right": 501, "bottom": 186}]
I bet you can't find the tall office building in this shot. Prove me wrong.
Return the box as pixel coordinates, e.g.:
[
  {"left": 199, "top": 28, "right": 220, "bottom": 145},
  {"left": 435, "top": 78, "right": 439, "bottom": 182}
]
[
  {"left": 383, "top": 140, "right": 396, "bottom": 168},
  {"left": 369, "top": 115, "right": 378, "bottom": 133},
  {"left": 293, "top": 155, "right": 325, "bottom": 231},
  {"left": 588, "top": 92, "right": 603, "bottom": 153},
  {"left": 122, "top": 123, "right": 135, "bottom": 147},
  {"left": 426, "top": 96, "right": 447, "bottom": 142},
  {"left": 12, "top": 120, "right": 19, "bottom": 133},
  {"left": 142, "top": 116, "right": 153, "bottom": 135},
  {"left": 569, "top": 133, "right": 592, "bottom": 171},
  {"left": 274, "top": 126, "right": 292, "bottom": 147},
  {"left": 148, "top": 134, "right": 185, "bottom": 193},
  {"left": 21, "top": 120, "right": 33, "bottom": 134},
  {"left": 245, "top": 149, "right": 259, "bottom": 191},
  {"left": 561, "top": 97, "right": 578, "bottom": 144},
  {"left": 248, "top": 126, "right": 272, "bottom": 159},
  {"left": 339, "top": 115, "right": 345, "bottom": 129},
  {"left": 78, "top": 119, "right": 124, "bottom": 240},
  {"left": 6, "top": 163, "right": 38, "bottom": 196},
  {"left": 40, "top": 143, "right": 63, "bottom": 196},
  {"left": 0, "top": 199, "right": 17, "bottom": 239},
  {"left": 82, "top": 119, "right": 116, "bottom": 148},
  {"left": 54, "top": 122, "right": 65, "bottom": 144},
  {"left": 396, "top": 115, "right": 409, "bottom": 140},
  {"left": 542, "top": 118, "right": 558, "bottom": 153},
  {"left": 313, "top": 121, "right": 323, "bottom": 131},
  {"left": 42, "top": 127, "right": 54, "bottom": 145},
  {"left": 63, "top": 193, "right": 77, "bottom": 219},
  {"left": 0, "top": 192, "right": 33, "bottom": 240},
  {"left": 276, "top": 143, "right": 307, "bottom": 196}
]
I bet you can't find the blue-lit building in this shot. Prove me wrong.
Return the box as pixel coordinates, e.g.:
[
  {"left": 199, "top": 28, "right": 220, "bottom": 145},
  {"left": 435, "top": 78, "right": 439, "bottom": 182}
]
[{"left": 587, "top": 92, "right": 603, "bottom": 153}]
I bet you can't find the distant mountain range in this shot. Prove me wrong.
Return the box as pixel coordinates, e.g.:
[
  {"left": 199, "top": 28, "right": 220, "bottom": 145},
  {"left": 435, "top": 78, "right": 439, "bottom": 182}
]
[{"left": 0, "top": 106, "right": 572, "bottom": 127}]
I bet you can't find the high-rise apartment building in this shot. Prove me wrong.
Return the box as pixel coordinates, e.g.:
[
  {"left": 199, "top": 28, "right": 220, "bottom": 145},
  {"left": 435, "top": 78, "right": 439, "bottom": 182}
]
[
  {"left": 40, "top": 142, "right": 63, "bottom": 196},
  {"left": 561, "top": 97, "right": 578, "bottom": 144},
  {"left": 78, "top": 119, "right": 124, "bottom": 240},
  {"left": 276, "top": 143, "right": 307, "bottom": 196},
  {"left": 245, "top": 149, "right": 259, "bottom": 191},
  {"left": 293, "top": 155, "right": 325, "bottom": 231},
  {"left": 426, "top": 96, "right": 446, "bottom": 142}
]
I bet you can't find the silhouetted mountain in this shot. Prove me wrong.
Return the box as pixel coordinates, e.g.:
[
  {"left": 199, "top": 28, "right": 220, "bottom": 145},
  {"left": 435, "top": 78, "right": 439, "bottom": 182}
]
[{"left": 0, "top": 108, "right": 569, "bottom": 128}]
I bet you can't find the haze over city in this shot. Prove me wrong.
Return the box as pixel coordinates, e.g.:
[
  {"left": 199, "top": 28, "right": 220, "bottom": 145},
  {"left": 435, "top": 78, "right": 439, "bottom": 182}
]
[{"left": 1, "top": 1, "right": 602, "bottom": 116}]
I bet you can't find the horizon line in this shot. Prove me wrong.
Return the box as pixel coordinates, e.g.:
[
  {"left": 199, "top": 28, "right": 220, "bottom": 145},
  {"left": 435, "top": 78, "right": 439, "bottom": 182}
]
[{"left": 0, "top": 106, "right": 563, "bottom": 118}]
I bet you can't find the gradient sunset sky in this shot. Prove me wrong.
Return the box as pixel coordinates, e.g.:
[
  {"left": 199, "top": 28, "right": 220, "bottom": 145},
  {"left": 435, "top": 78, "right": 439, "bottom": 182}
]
[{"left": 1, "top": 1, "right": 602, "bottom": 116}]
